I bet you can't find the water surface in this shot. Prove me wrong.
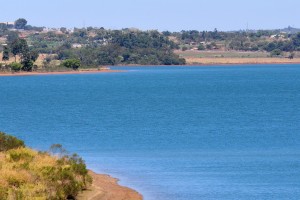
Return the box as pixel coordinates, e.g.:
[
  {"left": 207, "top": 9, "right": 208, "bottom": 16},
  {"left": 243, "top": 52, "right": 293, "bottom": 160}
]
[{"left": 1, "top": 65, "right": 300, "bottom": 199}]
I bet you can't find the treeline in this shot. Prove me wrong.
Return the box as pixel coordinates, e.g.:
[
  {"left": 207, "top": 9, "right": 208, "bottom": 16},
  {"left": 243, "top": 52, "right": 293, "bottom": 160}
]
[
  {"left": 30, "top": 29, "right": 186, "bottom": 66},
  {"left": 1, "top": 20, "right": 186, "bottom": 69},
  {"left": 0, "top": 132, "right": 91, "bottom": 199},
  {"left": 167, "top": 29, "right": 300, "bottom": 54},
  {"left": 3, "top": 18, "right": 300, "bottom": 70}
]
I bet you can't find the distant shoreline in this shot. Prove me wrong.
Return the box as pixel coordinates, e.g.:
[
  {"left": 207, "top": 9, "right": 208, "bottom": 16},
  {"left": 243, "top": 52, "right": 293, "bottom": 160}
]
[
  {"left": 114, "top": 63, "right": 300, "bottom": 67},
  {"left": 0, "top": 69, "right": 124, "bottom": 77},
  {"left": 1, "top": 62, "right": 300, "bottom": 77}
]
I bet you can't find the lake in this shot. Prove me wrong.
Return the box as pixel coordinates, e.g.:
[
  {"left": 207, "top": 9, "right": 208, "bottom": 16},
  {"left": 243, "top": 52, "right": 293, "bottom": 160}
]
[{"left": 1, "top": 65, "right": 300, "bottom": 200}]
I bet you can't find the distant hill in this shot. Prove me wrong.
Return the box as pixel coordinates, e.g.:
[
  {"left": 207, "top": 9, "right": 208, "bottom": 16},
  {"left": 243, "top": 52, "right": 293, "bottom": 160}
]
[
  {"left": 280, "top": 26, "right": 300, "bottom": 34},
  {"left": 228, "top": 27, "right": 300, "bottom": 34}
]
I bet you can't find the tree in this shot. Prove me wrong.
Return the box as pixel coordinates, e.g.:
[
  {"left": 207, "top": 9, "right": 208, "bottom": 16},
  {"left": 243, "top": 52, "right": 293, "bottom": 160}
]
[
  {"left": 288, "top": 51, "right": 295, "bottom": 59},
  {"left": 30, "top": 50, "right": 39, "bottom": 62},
  {"left": 20, "top": 50, "right": 38, "bottom": 72},
  {"left": 292, "top": 33, "right": 300, "bottom": 47},
  {"left": 0, "top": 23, "right": 8, "bottom": 30},
  {"left": 206, "top": 44, "right": 213, "bottom": 50},
  {"left": 21, "top": 54, "right": 34, "bottom": 71},
  {"left": 9, "top": 39, "right": 38, "bottom": 71},
  {"left": 2, "top": 46, "right": 9, "bottom": 62},
  {"left": 198, "top": 43, "right": 205, "bottom": 50},
  {"left": 60, "top": 27, "right": 67, "bottom": 33},
  {"left": 10, "top": 38, "right": 29, "bottom": 62},
  {"left": 62, "top": 59, "right": 81, "bottom": 70},
  {"left": 212, "top": 28, "right": 221, "bottom": 39},
  {"left": 14, "top": 18, "right": 27, "bottom": 29},
  {"left": 7, "top": 31, "right": 19, "bottom": 44},
  {"left": 49, "top": 144, "right": 67, "bottom": 157},
  {"left": 162, "top": 31, "right": 171, "bottom": 36}
]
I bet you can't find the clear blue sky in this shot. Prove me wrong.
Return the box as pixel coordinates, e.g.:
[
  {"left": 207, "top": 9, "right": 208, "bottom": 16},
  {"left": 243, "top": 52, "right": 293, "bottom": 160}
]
[{"left": 1, "top": 0, "right": 300, "bottom": 31}]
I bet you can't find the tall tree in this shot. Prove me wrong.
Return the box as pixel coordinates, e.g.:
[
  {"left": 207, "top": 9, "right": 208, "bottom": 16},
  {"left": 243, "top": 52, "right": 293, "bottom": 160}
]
[
  {"left": 14, "top": 18, "right": 27, "bottom": 29},
  {"left": 2, "top": 46, "right": 10, "bottom": 62},
  {"left": 10, "top": 38, "right": 29, "bottom": 62},
  {"left": 7, "top": 31, "right": 19, "bottom": 44},
  {"left": 21, "top": 53, "right": 34, "bottom": 71},
  {"left": 21, "top": 50, "right": 39, "bottom": 71},
  {"left": 9, "top": 38, "right": 38, "bottom": 71}
]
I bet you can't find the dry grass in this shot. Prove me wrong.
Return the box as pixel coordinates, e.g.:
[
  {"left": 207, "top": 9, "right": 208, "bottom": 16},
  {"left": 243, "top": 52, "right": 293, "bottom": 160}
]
[
  {"left": 175, "top": 50, "right": 300, "bottom": 65},
  {"left": 0, "top": 147, "right": 90, "bottom": 199},
  {"left": 184, "top": 57, "right": 300, "bottom": 65},
  {"left": 0, "top": 148, "right": 48, "bottom": 199},
  {"left": 0, "top": 53, "right": 60, "bottom": 70},
  {"left": 176, "top": 50, "right": 271, "bottom": 58},
  {"left": 0, "top": 52, "right": 20, "bottom": 63}
]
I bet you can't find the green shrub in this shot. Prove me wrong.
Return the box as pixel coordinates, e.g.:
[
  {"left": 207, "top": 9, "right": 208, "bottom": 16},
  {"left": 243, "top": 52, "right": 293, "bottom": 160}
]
[
  {"left": 270, "top": 49, "right": 282, "bottom": 57},
  {"left": 182, "top": 46, "right": 188, "bottom": 51},
  {"left": 0, "top": 134, "right": 92, "bottom": 199},
  {"left": 7, "top": 148, "right": 34, "bottom": 162},
  {"left": 198, "top": 44, "right": 205, "bottom": 50},
  {"left": 0, "top": 132, "right": 25, "bottom": 152},
  {"left": 62, "top": 59, "right": 81, "bottom": 70},
  {"left": 9, "top": 62, "right": 22, "bottom": 72}
]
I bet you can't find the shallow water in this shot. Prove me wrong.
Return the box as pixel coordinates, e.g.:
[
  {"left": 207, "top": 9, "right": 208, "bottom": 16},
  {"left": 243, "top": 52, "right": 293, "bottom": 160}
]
[{"left": 1, "top": 65, "right": 300, "bottom": 199}]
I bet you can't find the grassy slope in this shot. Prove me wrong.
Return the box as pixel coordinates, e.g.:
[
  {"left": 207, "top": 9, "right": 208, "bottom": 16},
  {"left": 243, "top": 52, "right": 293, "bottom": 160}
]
[
  {"left": 0, "top": 132, "right": 142, "bottom": 200},
  {"left": 0, "top": 147, "right": 91, "bottom": 200}
]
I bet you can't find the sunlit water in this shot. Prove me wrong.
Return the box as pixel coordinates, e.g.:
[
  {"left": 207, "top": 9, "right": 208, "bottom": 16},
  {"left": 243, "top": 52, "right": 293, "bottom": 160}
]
[{"left": 1, "top": 65, "right": 300, "bottom": 200}]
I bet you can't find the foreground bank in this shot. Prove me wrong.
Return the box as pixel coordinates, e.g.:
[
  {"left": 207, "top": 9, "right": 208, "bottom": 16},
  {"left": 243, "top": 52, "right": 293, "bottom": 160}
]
[{"left": 0, "top": 132, "right": 142, "bottom": 200}]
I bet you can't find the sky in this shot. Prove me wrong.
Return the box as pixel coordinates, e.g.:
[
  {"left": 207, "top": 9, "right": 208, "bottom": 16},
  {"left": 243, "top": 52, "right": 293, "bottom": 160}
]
[{"left": 1, "top": 0, "right": 300, "bottom": 31}]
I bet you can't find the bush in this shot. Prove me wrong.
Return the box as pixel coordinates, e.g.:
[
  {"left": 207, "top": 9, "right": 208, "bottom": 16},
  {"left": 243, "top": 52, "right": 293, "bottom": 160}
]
[
  {"left": 0, "top": 132, "right": 25, "bottom": 152},
  {"left": 7, "top": 148, "right": 35, "bottom": 162},
  {"left": 198, "top": 44, "right": 205, "bottom": 50},
  {"left": 206, "top": 44, "right": 213, "bottom": 50},
  {"left": 9, "top": 62, "right": 22, "bottom": 72},
  {"left": 182, "top": 46, "right": 188, "bottom": 51},
  {"left": 62, "top": 59, "right": 81, "bottom": 70},
  {"left": 288, "top": 52, "right": 295, "bottom": 59},
  {"left": 270, "top": 49, "right": 282, "bottom": 57}
]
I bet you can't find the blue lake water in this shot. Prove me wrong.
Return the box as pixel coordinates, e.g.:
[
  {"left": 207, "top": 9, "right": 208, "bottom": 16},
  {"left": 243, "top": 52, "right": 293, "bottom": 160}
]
[{"left": 1, "top": 65, "right": 300, "bottom": 199}]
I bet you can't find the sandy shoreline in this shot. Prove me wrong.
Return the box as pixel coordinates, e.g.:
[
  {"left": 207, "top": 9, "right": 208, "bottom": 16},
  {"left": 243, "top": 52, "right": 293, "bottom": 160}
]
[
  {"left": 183, "top": 57, "right": 300, "bottom": 65},
  {"left": 78, "top": 171, "right": 143, "bottom": 200},
  {"left": 105, "top": 62, "right": 300, "bottom": 67},
  {"left": 0, "top": 69, "right": 124, "bottom": 77},
  {"left": 113, "top": 63, "right": 300, "bottom": 67},
  {"left": 1, "top": 62, "right": 300, "bottom": 77}
]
